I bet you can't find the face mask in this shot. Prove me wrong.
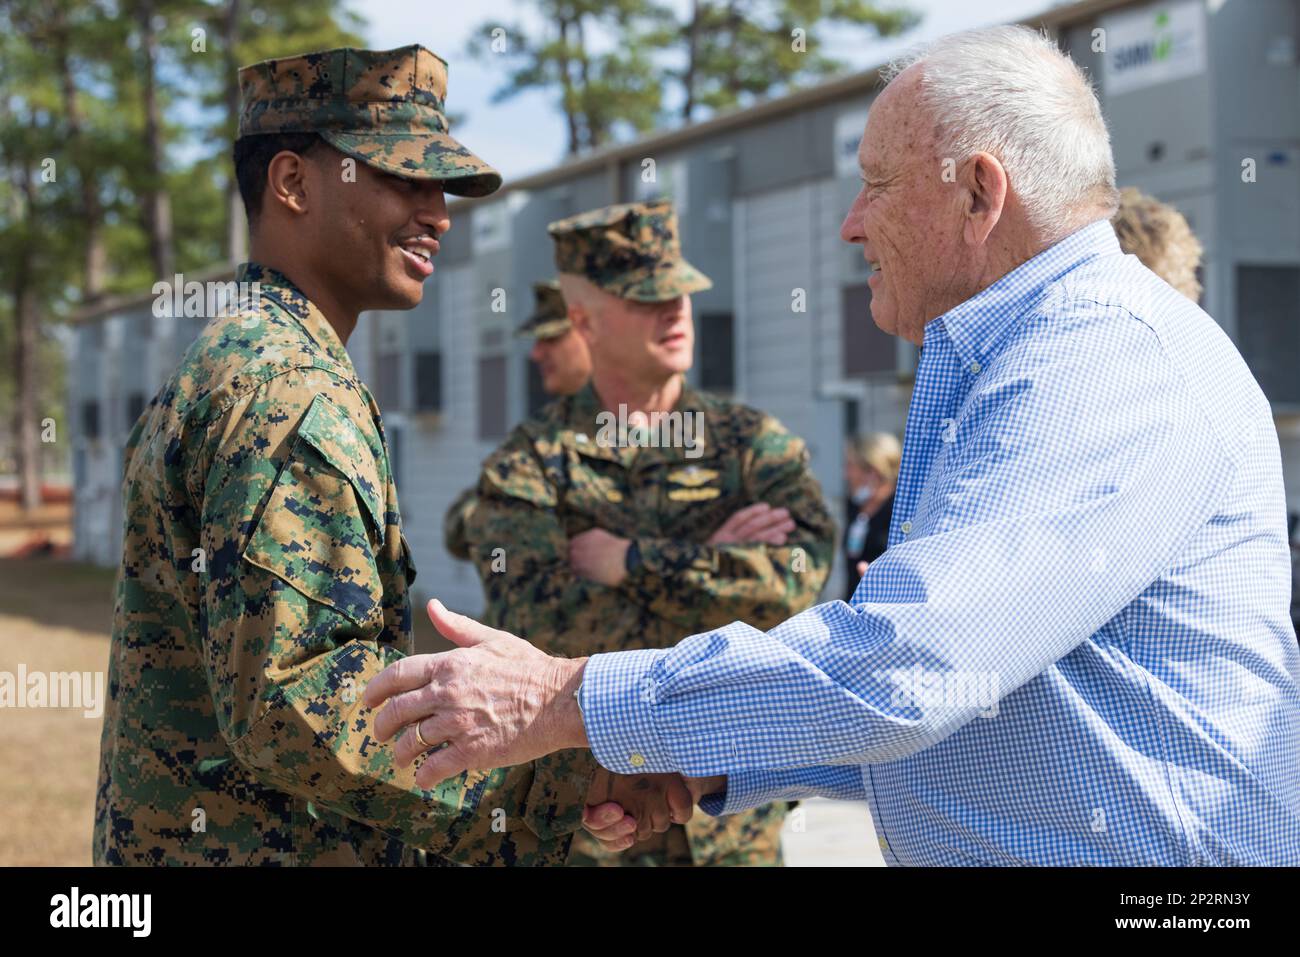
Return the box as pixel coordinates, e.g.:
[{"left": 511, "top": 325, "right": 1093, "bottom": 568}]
[
  {"left": 846, "top": 514, "right": 869, "bottom": 555},
  {"left": 850, "top": 482, "right": 876, "bottom": 506}
]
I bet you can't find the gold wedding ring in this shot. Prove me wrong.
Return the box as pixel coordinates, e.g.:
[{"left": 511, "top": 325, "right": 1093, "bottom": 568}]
[{"left": 413, "top": 721, "right": 432, "bottom": 749}]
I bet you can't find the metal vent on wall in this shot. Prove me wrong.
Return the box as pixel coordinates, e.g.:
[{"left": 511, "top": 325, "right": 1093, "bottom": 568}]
[
  {"left": 1236, "top": 265, "right": 1300, "bottom": 407},
  {"left": 697, "top": 312, "right": 735, "bottom": 393},
  {"left": 415, "top": 352, "right": 443, "bottom": 413}
]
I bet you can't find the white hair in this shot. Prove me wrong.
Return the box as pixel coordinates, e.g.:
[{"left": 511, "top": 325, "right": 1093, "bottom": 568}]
[
  {"left": 557, "top": 272, "right": 602, "bottom": 311},
  {"left": 881, "top": 25, "right": 1119, "bottom": 236}
]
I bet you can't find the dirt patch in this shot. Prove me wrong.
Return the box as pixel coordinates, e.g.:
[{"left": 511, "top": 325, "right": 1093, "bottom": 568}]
[{"left": 0, "top": 498, "right": 74, "bottom": 557}]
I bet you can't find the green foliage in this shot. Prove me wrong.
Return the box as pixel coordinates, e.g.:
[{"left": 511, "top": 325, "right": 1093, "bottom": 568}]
[
  {"left": 681, "top": 0, "right": 920, "bottom": 118},
  {"left": 469, "top": 1, "right": 674, "bottom": 153},
  {"left": 0, "top": 0, "right": 367, "bottom": 485},
  {"left": 468, "top": 0, "right": 919, "bottom": 155}
]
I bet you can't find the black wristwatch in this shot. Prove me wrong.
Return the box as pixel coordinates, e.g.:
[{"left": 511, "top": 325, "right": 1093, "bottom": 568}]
[{"left": 624, "top": 539, "right": 642, "bottom": 572}]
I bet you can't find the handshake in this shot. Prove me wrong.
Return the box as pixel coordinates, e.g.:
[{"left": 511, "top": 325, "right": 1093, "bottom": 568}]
[
  {"left": 361, "top": 599, "right": 731, "bottom": 855},
  {"left": 583, "top": 768, "right": 727, "bottom": 852}
]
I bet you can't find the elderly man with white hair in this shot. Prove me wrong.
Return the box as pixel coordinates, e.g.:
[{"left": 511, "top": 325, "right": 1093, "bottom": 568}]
[{"left": 365, "top": 26, "right": 1300, "bottom": 866}]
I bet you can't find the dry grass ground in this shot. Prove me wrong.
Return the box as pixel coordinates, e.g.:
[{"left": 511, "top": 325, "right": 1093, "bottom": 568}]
[{"left": 0, "top": 556, "right": 116, "bottom": 866}]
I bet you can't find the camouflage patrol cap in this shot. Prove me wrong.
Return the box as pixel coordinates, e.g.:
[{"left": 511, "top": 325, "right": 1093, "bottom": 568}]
[
  {"left": 237, "top": 45, "right": 500, "bottom": 197},
  {"left": 515, "top": 280, "right": 571, "bottom": 340},
  {"left": 547, "top": 199, "right": 712, "bottom": 302}
]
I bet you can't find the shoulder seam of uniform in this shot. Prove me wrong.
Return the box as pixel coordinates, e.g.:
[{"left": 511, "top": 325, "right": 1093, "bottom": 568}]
[
  {"left": 195, "top": 360, "right": 360, "bottom": 429},
  {"left": 180, "top": 364, "right": 373, "bottom": 511}
]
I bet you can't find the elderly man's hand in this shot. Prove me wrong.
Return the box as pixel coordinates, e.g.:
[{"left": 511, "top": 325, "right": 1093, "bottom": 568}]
[
  {"left": 707, "top": 502, "right": 795, "bottom": 546},
  {"left": 582, "top": 774, "right": 726, "bottom": 852},
  {"left": 568, "top": 528, "right": 631, "bottom": 586},
  {"left": 582, "top": 769, "right": 695, "bottom": 850},
  {"left": 363, "top": 599, "right": 587, "bottom": 788}
]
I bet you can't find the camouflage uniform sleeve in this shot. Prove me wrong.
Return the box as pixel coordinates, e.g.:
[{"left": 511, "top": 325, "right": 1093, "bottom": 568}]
[
  {"left": 622, "top": 415, "right": 837, "bottom": 633},
  {"left": 190, "top": 368, "right": 590, "bottom": 865},
  {"left": 443, "top": 485, "right": 478, "bottom": 561},
  {"left": 466, "top": 426, "right": 602, "bottom": 652}
]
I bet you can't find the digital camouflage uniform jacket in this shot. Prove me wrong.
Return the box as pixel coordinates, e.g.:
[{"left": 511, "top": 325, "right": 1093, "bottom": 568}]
[
  {"left": 93, "top": 263, "right": 593, "bottom": 866},
  {"left": 467, "top": 382, "right": 836, "bottom": 865},
  {"left": 443, "top": 485, "right": 478, "bottom": 562}
]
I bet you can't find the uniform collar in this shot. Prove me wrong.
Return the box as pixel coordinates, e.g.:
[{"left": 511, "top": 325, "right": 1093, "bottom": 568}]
[
  {"left": 236, "top": 261, "right": 356, "bottom": 372},
  {"left": 562, "top": 377, "right": 710, "bottom": 465},
  {"left": 932, "top": 218, "right": 1121, "bottom": 368}
]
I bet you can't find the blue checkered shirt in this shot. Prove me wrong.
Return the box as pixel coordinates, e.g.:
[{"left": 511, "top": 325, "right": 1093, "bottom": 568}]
[{"left": 579, "top": 219, "right": 1300, "bottom": 865}]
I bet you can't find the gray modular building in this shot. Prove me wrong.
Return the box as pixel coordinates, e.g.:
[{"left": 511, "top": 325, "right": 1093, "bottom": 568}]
[{"left": 69, "top": 0, "right": 1300, "bottom": 615}]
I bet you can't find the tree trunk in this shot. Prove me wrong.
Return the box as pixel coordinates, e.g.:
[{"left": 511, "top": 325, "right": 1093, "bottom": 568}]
[
  {"left": 576, "top": 18, "right": 599, "bottom": 149},
  {"left": 682, "top": 0, "right": 700, "bottom": 122},
  {"left": 12, "top": 159, "right": 42, "bottom": 512},
  {"left": 138, "top": 0, "right": 174, "bottom": 279},
  {"left": 222, "top": 0, "right": 246, "bottom": 264},
  {"left": 53, "top": 4, "right": 108, "bottom": 301},
  {"left": 724, "top": 0, "right": 742, "bottom": 100},
  {"left": 557, "top": 16, "right": 582, "bottom": 156}
]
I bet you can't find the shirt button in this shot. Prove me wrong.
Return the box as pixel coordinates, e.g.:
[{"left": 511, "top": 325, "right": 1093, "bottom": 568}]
[
  {"left": 629, "top": 753, "right": 646, "bottom": 768},
  {"left": 901, "top": 520, "right": 912, "bottom": 534},
  {"left": 969, "top": 360, "right": 982, "bottom": 374},
  {"left": 878, "top": 836, "right": 890, "bottom": 851}
]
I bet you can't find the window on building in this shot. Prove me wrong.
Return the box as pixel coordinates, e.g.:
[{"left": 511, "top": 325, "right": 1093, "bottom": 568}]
[
  {"left": 126, "top": 392, "right": 146, "bottom": 427},
  {"left": 81, "top": 401, "right": 100, "bottom": 440},
  {"left": 478, "top": 355, "right": 508, "bottom": 439},
  {"left": 414, "top": 351, "right": 443, "bottom": 412},
  {"left": 373, "top": 353, "right": 405, "bottom": 411},
  {"left": 842, "top": 283, "right": 895, "bottom": 376},
  {"left": 526, "top": 356, "right": 548, "bottom": 416},
  {"left": 844, "top": 398, "right": 860, "bottom": 439},
  {"left": 697, "top": 312, "right": 735, "bottom": 393},
  {"left": 1236, "top": 264, "right": 1300, "bottom": 407}
]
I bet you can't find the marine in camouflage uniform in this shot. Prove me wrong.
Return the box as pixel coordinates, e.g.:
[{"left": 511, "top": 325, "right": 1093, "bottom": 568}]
[
  {"left": 464, "top": 201, "right": 837, "bottom": 866},
  {"left": 444, "top": 280, "right": 585, "bottom": 561},
  {"left": 92, "top": 45, "right": 594, "bottom": 866},
  {"left": 519, "top": 279, "right": 573, "bottom": 342}
]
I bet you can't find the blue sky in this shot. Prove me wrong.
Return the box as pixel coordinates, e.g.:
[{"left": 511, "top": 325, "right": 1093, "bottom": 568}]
[{"left": 349, "top": 0, "right": 1055, "bottom": 180}]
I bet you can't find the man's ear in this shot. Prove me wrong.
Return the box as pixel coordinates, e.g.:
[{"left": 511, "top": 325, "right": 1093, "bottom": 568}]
[
  {"left": 265, "top": 150, "right": 313, "bottom": 218},
  {"left": 569, "top": 303, "right": 595, "bottom": 345},
  {"left": 961, "top": 151, "right": 1008, "bottom": 248}
]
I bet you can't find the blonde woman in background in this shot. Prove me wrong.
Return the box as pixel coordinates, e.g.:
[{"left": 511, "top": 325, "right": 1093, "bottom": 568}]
[
  {"left": 1111, "top": 186, "right": 1204, "bottom": 301},
  {"left": 843, "top": 432, "right": 902, "bottom": 601}
]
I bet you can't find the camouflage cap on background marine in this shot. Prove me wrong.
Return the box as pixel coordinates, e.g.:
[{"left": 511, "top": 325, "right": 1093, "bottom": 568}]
[
  {"left": 237, "top": 45, "right": 501, "bottom": 197},
  {"left": 515, "top": 280, "right": 571, "bottom": 340},
  {"left": 548, "top": 199, "right": 712, "bottom": 302}
]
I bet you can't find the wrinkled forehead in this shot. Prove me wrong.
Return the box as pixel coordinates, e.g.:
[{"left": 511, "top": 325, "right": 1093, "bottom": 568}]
[{"left": 859, "top": 69, "right": 930, "bottom": 171}]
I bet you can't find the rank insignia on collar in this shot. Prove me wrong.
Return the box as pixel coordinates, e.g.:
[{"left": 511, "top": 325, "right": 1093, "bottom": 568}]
[
  {"left": 667, "top": 466, "right": 718, "bottom": 487},
  {"left": 668, "top": 487, "right": 721, "bottom": 502}
]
